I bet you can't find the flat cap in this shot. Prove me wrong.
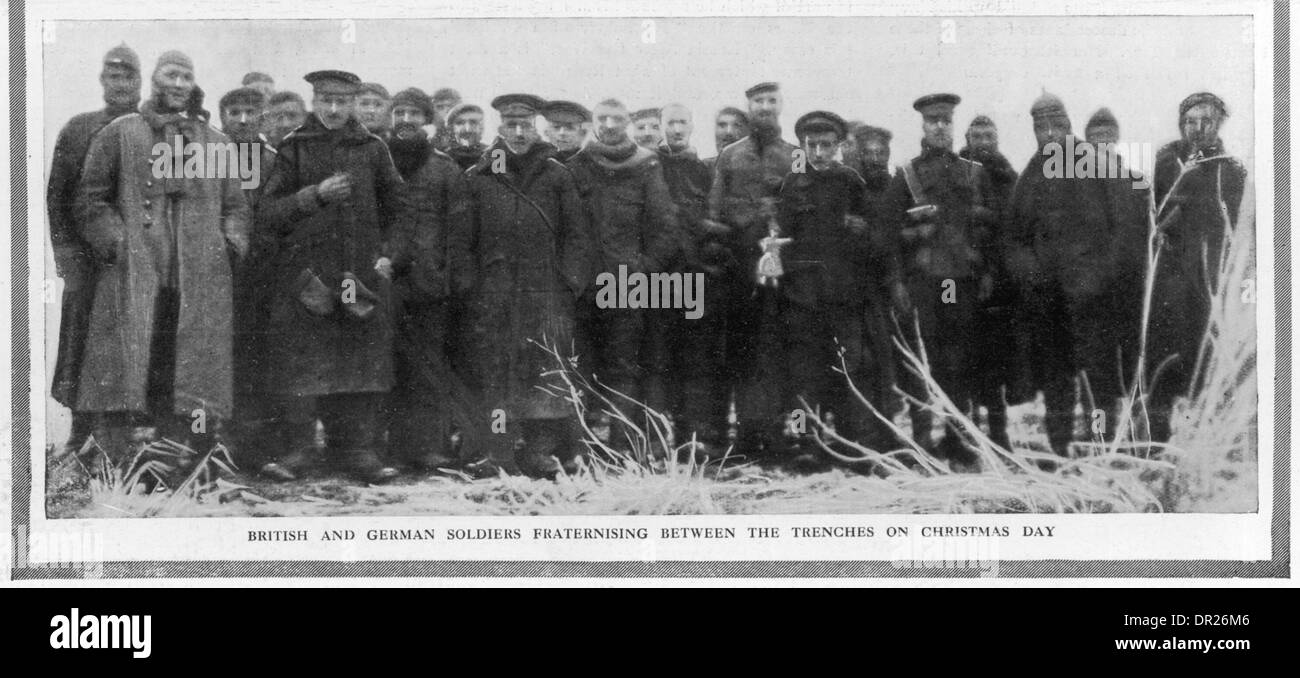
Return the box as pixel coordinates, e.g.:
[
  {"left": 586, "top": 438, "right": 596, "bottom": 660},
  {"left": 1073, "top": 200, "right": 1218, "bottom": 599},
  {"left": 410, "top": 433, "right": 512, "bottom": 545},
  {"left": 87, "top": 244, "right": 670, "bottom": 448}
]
[
  {"left": 631, "top": 107, "right": 661, "bottom": 121},
  {"left": 103, "top": 43, "right": 140, "bottom": 72},
  {"left": 155, "top": 50, "right": 194, "bottom": 73},
  {"left": 305, "top": 70, "right": 361, "bottom": 95},
  {"left": 1030, "top": 90, "right": 1068, "bottom": 119},
  {"left": 1086, "top": 107, "right": 1118, "bottom": 130},
  {"left": 1179, "top": 91, "right": 1228, "bottom": 118},
  {"left": 392, "top": 87, "right": 435, "bottom": 119},
  {"left": 541, "top": 100, "right": 591, "bottom": 124},
  {"left": 717, "top": 106, "right": 749, "bottom": 124},
  {"left": 219, "top": 86, "right": 266, "bottom": 110},
  {"left": 794, "top": 110, "right": 848, "bottom": 141},
  {"left": 745, "top": 82, "right": 780, "bottom": 99},
  {"left": 242, "top": 71, "right": 273, "bottom": 86},
  {"left": 491, "top": 93, "right": 545, "bottom": 117},
  {"left": 852, "top": 124, "right": 892, "bottom": 144},
  {"left": 913, "top": 93, "right": 961, "bottom": 114},
  {"left": 433, "top": 87, "right": 461, "bottom": 103},
  {"left": 358, "top": 82, "right": 390, "bottom": 99},
  {"left": 446, "top": 102, "right": 484, "bottom": 125}
]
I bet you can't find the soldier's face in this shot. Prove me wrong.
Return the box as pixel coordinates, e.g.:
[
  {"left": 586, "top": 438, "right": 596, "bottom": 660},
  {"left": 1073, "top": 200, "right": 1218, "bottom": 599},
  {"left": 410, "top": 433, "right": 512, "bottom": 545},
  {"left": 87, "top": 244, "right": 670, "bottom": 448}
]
[
  {"left": 803, "top": 131, "right": 839, "bottom": 170},
  {"left": 101, "top": 65, "right": 141, "bottom": 108},
  {"left": 966, "top": 124, "right": 998, "bottom": 154},
  {"left": 221, "top": 102, "right": 264, "bottom": 143},
  {"left": 1033, "top": 115, "right": 1070, "bottom": 150},
  {"left": 1086, "top": 123, "right": 1118, "bottom": 146},
  {"left": 434, "top": 99, "right": 458, "bottom": 125},
  {"left": 500, "top": 114, "right": 539, "bottom": 153},
  {"left": 632, "top": 118, "right": 662, "bottom": 149},
  {"left": 715, "top": 113, "right": 749, "bottom": 150},
  {"left": 662, "top": 107, "right": 693, "bottom": 152},
  {"left": 861, "top": 138, "right": 890, "bottom": 169},
  {"left": 748, "top": 92, "right": 782, "bottom": 123},
  {"left": 356, "top": 93, "right": 390, "bottom": 132},
  {"left": 547, "top": 120, "right": 586, "bottom": 152},
  {"left": 452, "top": 112, "right": 484, "bottom": 146},
  {"left": 153, "top": 63, "right": 195, "bottom": 112},
  {"left": 268, "top": 101, "right": 306, "bottom": 144},
  {"left": 922, "top": 112, "right": 953, "bottom": 150},
  {"left": 391, "top": 104, "right": 428, "bottom": 128},
  {"left": 1181, "top": 103, "right": 1222, "bottom": 152},
  {"left": 594, "top": 105, "right": 630, "bottom": 145},
  {"left": 313, "top": 93, "right": 356, "bottom": 130}
]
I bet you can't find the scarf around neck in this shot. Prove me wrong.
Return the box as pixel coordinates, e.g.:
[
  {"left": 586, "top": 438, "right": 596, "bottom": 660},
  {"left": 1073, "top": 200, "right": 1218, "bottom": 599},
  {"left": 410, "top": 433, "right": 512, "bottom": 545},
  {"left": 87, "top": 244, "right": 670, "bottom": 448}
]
[{"left": 141, "top": 99, "right": 203, "bottom": 196}]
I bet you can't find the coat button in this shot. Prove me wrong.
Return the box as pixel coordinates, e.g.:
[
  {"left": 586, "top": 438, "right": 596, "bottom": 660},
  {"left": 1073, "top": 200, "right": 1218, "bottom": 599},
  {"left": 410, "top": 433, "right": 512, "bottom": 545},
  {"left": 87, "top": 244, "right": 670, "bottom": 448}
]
[
  {"left": 145, "top": 180, "right": 153, "bottom": 187},
  {"left": 144, "top": 199, "right": 152, "bottom": 207}
]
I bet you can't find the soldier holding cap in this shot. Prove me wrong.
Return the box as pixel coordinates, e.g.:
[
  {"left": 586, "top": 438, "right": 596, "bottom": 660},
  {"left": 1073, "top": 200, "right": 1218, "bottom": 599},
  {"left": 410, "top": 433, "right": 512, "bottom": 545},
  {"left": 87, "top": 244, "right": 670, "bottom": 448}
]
[
  {"left": 253, "top": 69, "right": 410, "bottom": 483},
  {"left": 1147, "top": 92, "right": 1247, "bottom": 442},
  {"left": 48, "top": 43, "right": 143, "bottom": 456},
  {"left": 880, "top": 92, "right": 997, "bottom": 469},
  {"left": 75, "top": 50, "right": 251, "bottom": 462},
  {"left": 541, "top": 100, "right": 591, "bottom": 163},
  {"left": 775, "top": 111, "right": 898, "bottom": 467},
  {"left": 705, "top": 81, "right": 799, "bottom": 459},
  {"left": 459, "top": 93, "right": 594, "bottom": 478}
]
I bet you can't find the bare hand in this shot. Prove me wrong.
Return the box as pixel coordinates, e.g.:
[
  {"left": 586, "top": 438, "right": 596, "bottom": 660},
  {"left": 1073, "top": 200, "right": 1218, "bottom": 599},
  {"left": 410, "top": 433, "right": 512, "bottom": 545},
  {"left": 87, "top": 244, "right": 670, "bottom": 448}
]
[
  {"left": 375, "top": 257, "right": 393, "bottom": 279},
  {"left": 701, "top": 219, "right": 732, "bottom": 236},
  {"left": 318, "top": 174, "right": 352, "bottom": 203}
]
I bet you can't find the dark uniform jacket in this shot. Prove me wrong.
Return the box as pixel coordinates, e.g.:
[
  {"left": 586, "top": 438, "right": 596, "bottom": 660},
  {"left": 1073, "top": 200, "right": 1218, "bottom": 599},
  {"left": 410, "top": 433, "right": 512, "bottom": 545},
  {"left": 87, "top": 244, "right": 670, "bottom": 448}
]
[
  {"left": 567, "top": 144, "right": 682, "bottom": 276},
  {"left": 775, "top": 162, "right": 881, "bottom": 309},
  {"left": 656, "top": 144, "right": 712, "bottom": 268},
  {"left": 881, "top": 146, "right": 996, "bottom": 282},
  {"left": 462, "top": 139, "right": 594, "bottom": 419},
  {"left": 707, "top": 134, "right": 800, "bottom": 279},
  {"left": 255, "top": 114, "right": 408, "bottom": 396}
]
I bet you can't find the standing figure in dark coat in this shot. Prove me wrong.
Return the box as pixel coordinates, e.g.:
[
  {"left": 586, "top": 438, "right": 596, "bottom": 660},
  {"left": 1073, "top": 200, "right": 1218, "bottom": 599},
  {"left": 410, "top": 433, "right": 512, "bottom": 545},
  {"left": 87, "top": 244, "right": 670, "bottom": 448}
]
[
  {"left": 461, "top": 94, "right": 594, "bottom": 478},
  {"left": 48, "top": 43, "right": 141, "bottom": 455},
  {"left": 568, "top": 98, "right": 682, "bottom": 433},
  {"left": 958, "top": 115, "right": 1019, "bottom": 450},
  {"left": 776, "top": 111, "right": 901, "bottom": 468},
  {"left": 254, "top": 70, "right": 406, "bottom": 483},
  {"left": 74, "top": 50, "right": 250, "bottom": 460},
  {"left": 383, "top": 104, "right": 473, "bottom": 471},
  {"left": 219, "top": 86, "right": 282, "bottom": 469},
  {"left": 849, "top": 124, "right": 894, "bottom": 220},
  {"left": 880, "top": 93, "right": 996, "bottom": 467},
  {"left": 704, "top": 82, "right": 799, "bottom": 458},
  {"left": 655, "top": 103, "right": 721, "bottom": 447},
  {"left": 1005, "top": 94, "right": 1149, "bottom": 456},
  {"left": 1148, "top": 92, "right": 1247, "bottom": 442}
]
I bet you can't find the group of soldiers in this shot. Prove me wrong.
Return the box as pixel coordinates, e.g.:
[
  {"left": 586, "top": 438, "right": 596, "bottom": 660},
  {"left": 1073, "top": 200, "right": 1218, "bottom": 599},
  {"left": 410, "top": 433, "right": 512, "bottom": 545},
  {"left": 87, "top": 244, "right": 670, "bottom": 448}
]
[{"left": 48, "top": 43, "right": 1248, "bottom": 483}]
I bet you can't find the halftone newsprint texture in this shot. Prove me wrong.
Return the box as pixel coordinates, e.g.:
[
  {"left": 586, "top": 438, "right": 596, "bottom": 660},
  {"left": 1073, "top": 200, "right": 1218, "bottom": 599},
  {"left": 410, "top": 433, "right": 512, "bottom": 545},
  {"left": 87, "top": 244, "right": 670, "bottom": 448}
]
[{"left": 4, "top": 0, "right": 1291, "bottom": 583}]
